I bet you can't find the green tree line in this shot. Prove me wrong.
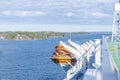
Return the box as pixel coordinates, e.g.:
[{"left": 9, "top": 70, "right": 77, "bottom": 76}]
[{"left": 0, "top": 31, "right": 65, "bottom": 40}]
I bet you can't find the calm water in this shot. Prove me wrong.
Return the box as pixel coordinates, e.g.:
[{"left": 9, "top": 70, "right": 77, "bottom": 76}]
[{"left": 0, "top": 33, "right": 110, "bottom": 80}]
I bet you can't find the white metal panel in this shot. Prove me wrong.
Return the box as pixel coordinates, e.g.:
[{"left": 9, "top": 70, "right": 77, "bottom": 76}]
[
  {"left": 115, "top": 3, "right": 120, "bottom": 12},
  {"left": 83, "top": 69, "right": 96, "bottom": 80}
]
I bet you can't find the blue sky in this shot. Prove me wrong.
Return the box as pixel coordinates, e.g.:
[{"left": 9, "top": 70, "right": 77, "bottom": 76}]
[{"left": 0, "top": 0, "right": 114, "bottom": 32}]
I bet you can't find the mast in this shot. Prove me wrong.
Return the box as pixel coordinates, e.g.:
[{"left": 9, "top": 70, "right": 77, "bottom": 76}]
[
  {"left": 69, "top": 26, "right": 72, "bottom": 40},
  {"left": 112, "top": 0, "right": 120, "bottom": 41},
  {"left": 67, "top": 12, "right": 73, "bottom": 40}
]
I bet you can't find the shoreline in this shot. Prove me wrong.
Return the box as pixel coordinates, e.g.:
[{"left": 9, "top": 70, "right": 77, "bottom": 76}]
[{"left": 0, "top": 31, "right": 65, "bottom": 40}]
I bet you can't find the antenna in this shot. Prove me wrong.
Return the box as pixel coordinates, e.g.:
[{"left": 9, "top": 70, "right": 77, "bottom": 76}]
[
  {"left": 67, "top": 12, "right": 73, "bottom": 40},
  {"left": 69, "top": 26, "right": 72, "bottom": 40},
  {"left": 112, "top": 0, "right": 120, "bottom": 41}
]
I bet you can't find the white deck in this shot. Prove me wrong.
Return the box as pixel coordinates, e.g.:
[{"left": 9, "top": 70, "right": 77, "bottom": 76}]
[
  {"left": 102, "top": 39, "right": 118, "bottom": 80},
  {"left": 83, "top": 38, "right": 118, "bottom": 80},
  {"left": 83, "top": 66, "right": 102, "bottom": 80}
]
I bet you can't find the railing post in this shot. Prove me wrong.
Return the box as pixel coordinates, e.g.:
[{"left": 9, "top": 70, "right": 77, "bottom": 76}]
[{"left": 94, "top": 39, "right": 102, "bottom": 68}]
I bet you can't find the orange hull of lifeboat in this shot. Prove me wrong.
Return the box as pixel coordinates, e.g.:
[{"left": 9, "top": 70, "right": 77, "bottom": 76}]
[
  {"left": 51, "top": 45, "right": 77, "bottom": 66},
  {"left": 51, "top": 57, "right": 76, "bottom": 65}
]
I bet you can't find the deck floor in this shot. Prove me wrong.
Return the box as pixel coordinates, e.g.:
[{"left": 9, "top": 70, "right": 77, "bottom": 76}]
[
  {"left": 83, "top": 39, "right": 118, "bottom": 80},
  {"left": 108, "top": 42, "right": 120, "bottom": 71},
  {"left": 102, "top": 40, "right": 118, "bottom": 80}
]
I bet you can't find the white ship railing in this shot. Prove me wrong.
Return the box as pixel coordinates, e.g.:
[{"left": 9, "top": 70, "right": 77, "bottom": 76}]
[{"left": 63, "top": 39, "right": 101, "bottom": 80}]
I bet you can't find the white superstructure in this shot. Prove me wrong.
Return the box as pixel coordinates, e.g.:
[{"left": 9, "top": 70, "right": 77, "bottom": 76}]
[{"left": 112, "top": 0, "right": 120, "bottom": 41}]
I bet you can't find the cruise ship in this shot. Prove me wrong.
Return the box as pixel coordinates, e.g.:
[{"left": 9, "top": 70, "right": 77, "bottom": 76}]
[{"left": 51, "top": 0, "right": 120, "bottom": 80}]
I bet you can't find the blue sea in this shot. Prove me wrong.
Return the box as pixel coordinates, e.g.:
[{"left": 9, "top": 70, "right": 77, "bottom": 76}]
[{"left": 0, "top": 33, "right": 110, "bottom": 80}]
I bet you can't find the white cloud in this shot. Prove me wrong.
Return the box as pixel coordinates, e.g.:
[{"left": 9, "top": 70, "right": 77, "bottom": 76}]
[
  {"left": 2, "top": 11, "right": 11, "bottom": 16},
  {"left": 79, "top": 0, "right": 113, "bottom": 3},
  {"left": 66, "top": 12, "right": 74, "bottom": 17},
  {"left": 69, "top": 0, "right": 113, "bottom": 19},
  {"left": 17, "top": 11, "right": 47, "bottom": 16},
  {"left": 0, "top": 0, "right": 114, "bottom": 25},
  {"left": 1, "top": 10, "right": 47, "bottom": 17},
  {"left": 91, "top": 12, "right": 110, "bottom": 18},
  {"left": 97, "top": 0, "right": 113, "bottom": 3}
]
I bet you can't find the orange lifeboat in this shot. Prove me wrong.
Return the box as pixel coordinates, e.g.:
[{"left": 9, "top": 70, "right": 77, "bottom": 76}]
[{"left": 51, "top": 45, "right": 77, "bottom": 66}]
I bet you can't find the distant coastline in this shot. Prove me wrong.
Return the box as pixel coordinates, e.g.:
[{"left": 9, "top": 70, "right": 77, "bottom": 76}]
[
  {"left": 71, "top": 32, "right": 90, "bottom": 34},
  {"left": 0, "top": 31, "right": 65, "bottom": 40},
  {"left": 0, "top": 31, "right": 111, "bottom": 40}
]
